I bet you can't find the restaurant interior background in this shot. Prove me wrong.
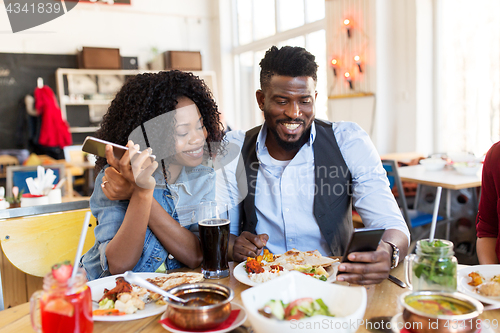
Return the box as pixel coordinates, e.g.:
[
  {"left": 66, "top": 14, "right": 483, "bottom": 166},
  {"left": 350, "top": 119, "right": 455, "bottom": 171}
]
[{"left": 0, "top": 0, "right": 499, "bottom": 265}]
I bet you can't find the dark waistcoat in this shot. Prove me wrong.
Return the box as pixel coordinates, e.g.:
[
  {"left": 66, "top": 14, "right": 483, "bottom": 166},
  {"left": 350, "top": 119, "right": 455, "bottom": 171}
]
[{"left": 237, "top": 119, "right": 353, "bottom": 255}]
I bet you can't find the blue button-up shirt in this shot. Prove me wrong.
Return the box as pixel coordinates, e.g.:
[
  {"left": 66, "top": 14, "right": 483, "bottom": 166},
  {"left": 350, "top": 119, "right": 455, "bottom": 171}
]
[
  {"left": 81, "top": 164, "right": 214, "bottom": 280},
  {"left": 216, "top": 121, "right": 410, "bottom": 256}
]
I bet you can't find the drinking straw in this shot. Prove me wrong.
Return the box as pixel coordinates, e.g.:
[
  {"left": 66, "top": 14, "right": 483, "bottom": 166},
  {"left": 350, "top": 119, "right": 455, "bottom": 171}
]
[
  {"left": 25, "top": 177, "right": 37, "bottom": 195},
  {"left": 71, "top": 211, "right": 91, "bottom": 279},
  {"left": 428, "top": 186, "right": 443, "bottom": 243},
  {"left": 54, "top": 178, "right": 66, "bottom": 189},
  {"left": 37, "top": 166, "right": 44, "bottom": 187}
]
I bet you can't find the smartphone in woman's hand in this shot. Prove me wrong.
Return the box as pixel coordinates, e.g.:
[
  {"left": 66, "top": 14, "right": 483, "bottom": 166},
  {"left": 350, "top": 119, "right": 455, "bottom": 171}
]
[{"left": 82, "top": 136, "right": 156, "bottom": 161}]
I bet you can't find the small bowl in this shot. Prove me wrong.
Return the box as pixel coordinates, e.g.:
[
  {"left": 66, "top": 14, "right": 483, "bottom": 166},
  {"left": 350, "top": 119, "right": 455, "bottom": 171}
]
[
  {"left": 399, "top": 291, "right": 483, "bottom": 333},
  {"left": 446, "top": 152, "right": 477, "bottom": 163},
  {"left": 241, "top": 271, "right": 367, "bottom": 333},
  {"left": 453, "top": 162, "right": 482, "bottom": 176},
  {"left": 419, "top": 158, "right": 447, "bottom": 171},
  {"left": 165, "top": 282, "right": 234, "bottom": 330}
]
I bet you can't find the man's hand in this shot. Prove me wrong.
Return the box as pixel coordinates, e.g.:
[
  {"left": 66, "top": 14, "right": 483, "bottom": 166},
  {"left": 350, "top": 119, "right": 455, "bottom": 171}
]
[
  {"left": 336, "top": 241, "right": 392, "bottom": 285},
  {"left": 232, "top": 231, "right": 269, "bottom": 262}
]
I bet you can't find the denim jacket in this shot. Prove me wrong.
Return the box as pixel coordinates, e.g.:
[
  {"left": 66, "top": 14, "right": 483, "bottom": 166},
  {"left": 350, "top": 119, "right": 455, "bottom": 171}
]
[{"left": 80, "top": 164, "right": 215, "bottom": 281}]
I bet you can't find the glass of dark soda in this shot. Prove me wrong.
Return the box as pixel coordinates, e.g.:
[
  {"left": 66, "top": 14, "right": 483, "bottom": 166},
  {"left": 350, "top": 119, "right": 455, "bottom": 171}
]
[{"left": 197, "top": 201, "right": 230, "bottom": 279}]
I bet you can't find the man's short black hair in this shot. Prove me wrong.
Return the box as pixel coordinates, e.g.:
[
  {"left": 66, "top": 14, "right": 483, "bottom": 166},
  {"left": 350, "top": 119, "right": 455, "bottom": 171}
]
[{"left": 259, "top": 46, "right": 318, "bottom": 89}]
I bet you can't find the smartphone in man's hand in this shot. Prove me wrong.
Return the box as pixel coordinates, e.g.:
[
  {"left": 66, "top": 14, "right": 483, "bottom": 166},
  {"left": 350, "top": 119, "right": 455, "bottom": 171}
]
[{"left": 340, "top": 227, "right": 385, "bottom": 264}]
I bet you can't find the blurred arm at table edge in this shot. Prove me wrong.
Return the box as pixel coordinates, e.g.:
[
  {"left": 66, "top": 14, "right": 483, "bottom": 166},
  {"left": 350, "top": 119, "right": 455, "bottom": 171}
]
[
  {"left": 475, "top": 141, "right": 500, "bottom": 265},
  {"left": 476, "top": 237, "right": 499, "bottom": 264}
]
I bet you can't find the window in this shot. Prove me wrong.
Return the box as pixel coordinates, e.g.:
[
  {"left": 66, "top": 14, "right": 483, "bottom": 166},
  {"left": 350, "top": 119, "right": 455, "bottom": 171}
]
[
  {"left": 436, "top": 0, "right": 500, "bottom": 156},
  {"left": 229, "top": 0, "right": 327, "bottom": 130},
  {"left": 277, "top": 0, "right": 304, "bottom": 32}
]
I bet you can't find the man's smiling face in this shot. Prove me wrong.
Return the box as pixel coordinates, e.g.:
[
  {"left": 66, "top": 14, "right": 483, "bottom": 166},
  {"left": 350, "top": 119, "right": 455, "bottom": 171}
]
[{"left": 257, "top": 75, "right": 317, "bottom": 154}]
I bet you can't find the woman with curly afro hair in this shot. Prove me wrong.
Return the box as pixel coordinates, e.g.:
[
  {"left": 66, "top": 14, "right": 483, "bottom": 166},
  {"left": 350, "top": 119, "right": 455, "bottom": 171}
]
[{"left": 81, "top": 70, "right": 225, "bottom": 280}]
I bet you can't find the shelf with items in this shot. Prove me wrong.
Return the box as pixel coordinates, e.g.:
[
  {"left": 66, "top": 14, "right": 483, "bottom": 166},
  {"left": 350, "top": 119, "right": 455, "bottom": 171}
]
[
  {"left": 55, "top": 68, "right": 147, "bottom": 124},
  {"left": 69, "top": 127, "right": 101, "bottom": 133},
  {"left": 55, "top": 68, "right": 219, "bottom": 138},
  {"left": 62, "top": 100, "right": 113, "bottom": 106}
]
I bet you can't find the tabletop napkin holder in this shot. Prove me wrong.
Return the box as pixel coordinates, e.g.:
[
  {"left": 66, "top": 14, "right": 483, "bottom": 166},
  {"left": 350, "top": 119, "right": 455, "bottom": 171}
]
[{"left": 21, "top": 166, "right": 61, "bottom": 207}]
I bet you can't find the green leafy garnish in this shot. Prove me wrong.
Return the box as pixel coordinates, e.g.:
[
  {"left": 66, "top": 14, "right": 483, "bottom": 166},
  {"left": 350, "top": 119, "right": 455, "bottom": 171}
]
[
  {"left": 98, "top": 298, "right": 115, "bottom": 310},
  {"left": 413, "top": 240, "right": 457, "bottom": 289}
]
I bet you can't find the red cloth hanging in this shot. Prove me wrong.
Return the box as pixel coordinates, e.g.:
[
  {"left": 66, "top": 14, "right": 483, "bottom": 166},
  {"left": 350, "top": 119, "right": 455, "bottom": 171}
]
[{"left": 34, "top": 86, "right": 72, "bottom": 148}]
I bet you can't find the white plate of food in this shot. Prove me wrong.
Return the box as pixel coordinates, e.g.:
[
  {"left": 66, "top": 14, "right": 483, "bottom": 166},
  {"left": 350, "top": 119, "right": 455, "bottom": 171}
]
[
  {"left": 160, "top": 302, "right": 247, "bottom": 333},
  {"left": 233, "top": 249, "right": 339, "bottom": 287},
  {"left": 88, "top": 272, "right": 204, "bottom": 321},
  {"left": 457, "top": 265, "right": 500, "bottom": 305}
]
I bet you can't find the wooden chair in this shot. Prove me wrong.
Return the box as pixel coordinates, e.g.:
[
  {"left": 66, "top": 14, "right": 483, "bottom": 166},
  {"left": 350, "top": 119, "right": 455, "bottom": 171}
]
[
  {"left": 0, "top": 155, "right": 19, "bottom": 179},
  {"left": 0, "top": 207, "right": 96, "bottom": 309}
]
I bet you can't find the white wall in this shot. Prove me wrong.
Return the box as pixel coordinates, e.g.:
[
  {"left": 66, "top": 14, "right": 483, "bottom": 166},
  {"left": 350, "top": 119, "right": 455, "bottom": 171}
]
[
  {"left": 326, "top": 0, "right": 378, "bottom": 141},
  {"left": 326, "top": 0, "right": 435, "bottom": 156},
  {"left": 375, "top": 0, "right": 419, "bottom": 155},
  {"left": 375, "top": 0, "right": 435, "bottom": 156},
  {"left": 0, "top": 0, "right": 218, "bottom": 71},
  {"left": 210, "top": 0, "right": 235, "bottom": 129}
]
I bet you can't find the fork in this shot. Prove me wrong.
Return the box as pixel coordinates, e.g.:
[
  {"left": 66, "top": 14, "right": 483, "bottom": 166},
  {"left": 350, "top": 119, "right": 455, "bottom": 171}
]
[{"left": 483, "top": 303, "right": 500, "bottom": 311}]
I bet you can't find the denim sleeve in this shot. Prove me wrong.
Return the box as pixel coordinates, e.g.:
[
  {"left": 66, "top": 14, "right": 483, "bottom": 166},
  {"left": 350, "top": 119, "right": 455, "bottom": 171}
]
[
  {"left": 84, "top": 167, "right": 128, "bottom": 278},
  {"left": 82, "top": 167, "right": 169, "bottom": 280}
]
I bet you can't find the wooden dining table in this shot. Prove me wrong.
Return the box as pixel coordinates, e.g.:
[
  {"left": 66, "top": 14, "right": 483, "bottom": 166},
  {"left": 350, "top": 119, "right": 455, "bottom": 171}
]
[{"left": 1, "top": 261, "right": 499, "bottom": 333}]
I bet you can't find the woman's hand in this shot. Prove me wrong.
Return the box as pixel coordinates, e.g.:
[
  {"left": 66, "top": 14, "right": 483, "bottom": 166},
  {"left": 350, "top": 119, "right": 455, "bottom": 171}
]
[
  {"left": 104, "top": 140, "right": 158, "bottom": 192},
  {"left": 128, "top": 141, "right": 158, "bottom": 190},
  {"left": 102, "top": 143, "right": 133, "bottom": 200},
  {"left": 101, "top": 166, "right": 134, "bottom": 201}
]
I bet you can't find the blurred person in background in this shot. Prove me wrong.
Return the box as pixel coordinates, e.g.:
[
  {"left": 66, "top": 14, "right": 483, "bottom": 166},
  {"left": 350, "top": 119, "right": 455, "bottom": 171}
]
[{"left": 476, "top": 141, "right": 500, "bottom": 264}]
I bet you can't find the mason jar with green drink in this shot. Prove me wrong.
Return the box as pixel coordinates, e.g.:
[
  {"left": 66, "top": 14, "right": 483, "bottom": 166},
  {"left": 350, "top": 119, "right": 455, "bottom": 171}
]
[{"left": 405, "top": 239, "right": 457, "bottom": 292}]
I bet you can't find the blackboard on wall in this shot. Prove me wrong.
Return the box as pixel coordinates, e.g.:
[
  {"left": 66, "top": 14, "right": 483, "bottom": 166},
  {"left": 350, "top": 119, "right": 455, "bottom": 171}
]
[
  {"left": 0, "top": 53, "right": 78, "bottom": 150},
  {"left": 0, "top": 53, "right": 138, "bottom": 150}
]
